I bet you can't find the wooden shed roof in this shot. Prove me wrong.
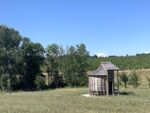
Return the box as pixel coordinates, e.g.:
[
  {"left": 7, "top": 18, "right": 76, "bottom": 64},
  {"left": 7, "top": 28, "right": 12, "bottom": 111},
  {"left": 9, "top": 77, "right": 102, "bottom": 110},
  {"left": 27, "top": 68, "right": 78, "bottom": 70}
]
[{"left": 88, "top": 62, "right": 119, "bottom": 76}]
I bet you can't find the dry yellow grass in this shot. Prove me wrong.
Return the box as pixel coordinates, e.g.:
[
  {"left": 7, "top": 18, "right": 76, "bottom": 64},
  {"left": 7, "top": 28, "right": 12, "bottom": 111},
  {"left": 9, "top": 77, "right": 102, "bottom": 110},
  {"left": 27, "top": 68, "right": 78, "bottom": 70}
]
[{"left": 119, "top": 69, "right": 150, "bottom": 88}]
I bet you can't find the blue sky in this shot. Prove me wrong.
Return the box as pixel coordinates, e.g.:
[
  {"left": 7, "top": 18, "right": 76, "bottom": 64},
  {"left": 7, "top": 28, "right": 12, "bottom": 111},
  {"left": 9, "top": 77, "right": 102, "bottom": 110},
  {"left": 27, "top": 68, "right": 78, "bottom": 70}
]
[{"left": 0, "top": 0, "right": 150, "bottom": 56}]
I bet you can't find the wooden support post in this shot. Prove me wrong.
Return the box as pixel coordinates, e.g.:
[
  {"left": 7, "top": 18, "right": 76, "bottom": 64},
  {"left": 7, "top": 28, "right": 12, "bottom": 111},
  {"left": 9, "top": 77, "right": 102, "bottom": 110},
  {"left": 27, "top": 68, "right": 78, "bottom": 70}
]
[
  {"left": 112, "top": 72, "right": 114, "bottom": 96},
  {"left": 117, "top": 70, "right": 119, "bottom": 95},
  {"left": 88, "top": 77, "right": 90, "bottom": 95},
  {"left": 106, "top": 72, "right": 109, "bottom": 96}
]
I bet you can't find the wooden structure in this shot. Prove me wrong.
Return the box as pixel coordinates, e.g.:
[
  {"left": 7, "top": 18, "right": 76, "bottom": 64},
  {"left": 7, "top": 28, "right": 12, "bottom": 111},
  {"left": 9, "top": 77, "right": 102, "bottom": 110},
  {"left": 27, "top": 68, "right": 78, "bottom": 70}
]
[{"left": 88, "top": 62, "right": 119, "bottom": 96}]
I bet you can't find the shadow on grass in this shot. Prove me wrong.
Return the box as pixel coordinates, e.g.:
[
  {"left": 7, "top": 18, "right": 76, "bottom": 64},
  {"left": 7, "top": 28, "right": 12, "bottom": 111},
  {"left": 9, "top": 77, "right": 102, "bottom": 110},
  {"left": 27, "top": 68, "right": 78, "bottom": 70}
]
[{"left": 119, "top": 91, "right": 135, "bottom": 96}]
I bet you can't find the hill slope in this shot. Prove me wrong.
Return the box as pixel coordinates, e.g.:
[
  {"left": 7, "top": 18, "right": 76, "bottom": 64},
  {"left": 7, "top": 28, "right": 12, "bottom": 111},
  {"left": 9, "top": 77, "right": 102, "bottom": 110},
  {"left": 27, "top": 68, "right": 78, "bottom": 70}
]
[{"left": 88, "top": 53, "right": 150, "bottom": 70}]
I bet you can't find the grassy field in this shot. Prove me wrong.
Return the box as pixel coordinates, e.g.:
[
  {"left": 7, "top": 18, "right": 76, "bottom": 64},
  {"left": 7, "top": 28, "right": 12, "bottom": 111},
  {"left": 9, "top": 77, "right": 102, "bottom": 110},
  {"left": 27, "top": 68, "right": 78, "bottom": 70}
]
[
  {"left": 0, "top": 69, "right": 150, "bottom": 113},
  {"left": 0, "top": 88, "right": 150, "bottom": 113}
]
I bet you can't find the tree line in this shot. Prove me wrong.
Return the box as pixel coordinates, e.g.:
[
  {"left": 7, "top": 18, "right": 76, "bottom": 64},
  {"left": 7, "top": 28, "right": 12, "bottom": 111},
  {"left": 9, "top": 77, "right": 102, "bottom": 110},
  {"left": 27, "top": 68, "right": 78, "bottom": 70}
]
[
  {"left": 0, "top": 25, "right": 89, "bottom": 91},
  {"left": 88, "top": 54, "right": 150, "bottom": 70},
  {"left": 1, "top": 25, "right": 150, "bottom": 91}
]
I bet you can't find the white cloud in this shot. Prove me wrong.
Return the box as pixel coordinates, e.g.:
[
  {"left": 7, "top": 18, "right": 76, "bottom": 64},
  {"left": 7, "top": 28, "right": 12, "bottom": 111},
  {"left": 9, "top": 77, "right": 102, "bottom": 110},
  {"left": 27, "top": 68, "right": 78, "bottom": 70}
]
[
  {"left": 144, "top": 51, "right": 150, "bottom": 54},
  {"left": 96, "top": 52, "right": 108, "bottom": 57}
]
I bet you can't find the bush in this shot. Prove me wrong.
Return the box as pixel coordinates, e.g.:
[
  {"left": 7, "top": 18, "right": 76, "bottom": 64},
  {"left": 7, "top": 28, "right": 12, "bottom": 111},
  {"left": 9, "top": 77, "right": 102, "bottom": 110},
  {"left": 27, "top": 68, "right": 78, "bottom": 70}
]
[
  {"left": 128, "top": 70, "right": 140, "bottom": 88},
  {"left": 119, "top": 72, "right": 128, "bottom": 88},
  {"left": 0, "top": 74, "right": 22, "bottom": 91},
  {"left": 35, "top": 76, "right": 47, "bottom": 90},
  {"left": 0, "top": 75, "right": 9, "bottom": 91}
]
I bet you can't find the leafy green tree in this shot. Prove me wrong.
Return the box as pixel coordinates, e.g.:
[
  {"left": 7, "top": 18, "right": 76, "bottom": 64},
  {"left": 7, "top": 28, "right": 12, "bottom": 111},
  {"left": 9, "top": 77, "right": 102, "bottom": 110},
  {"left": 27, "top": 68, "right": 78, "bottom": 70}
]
[
  {"left": 63, "top": 46, "right": 77, "bottom": 86},
  {"left": 76, "top": 44, "right": 89, "bottom": 86},
  {"left": 128, "top": 70, "right": 141, "bottom": 88},
  {"left": 21, "top": 38, "right": 45, "bottom": 89},
  {"left": 45, "top": 55, "right": 59, "bottom": 87},
  {"left": 119, "top": 72, "right": 128, "bottom": 88},
  {"left": 47, "top": 43, "right": 60, "bottom": 57},
  {"left": 46, "top": 44, "right": 63, "bottom": 88},
  {"left": 0, "top": 25, "right": 22, "bottom": 91},
  {"left": 63, "top": 44, "right": 89, "bottom": 87}
]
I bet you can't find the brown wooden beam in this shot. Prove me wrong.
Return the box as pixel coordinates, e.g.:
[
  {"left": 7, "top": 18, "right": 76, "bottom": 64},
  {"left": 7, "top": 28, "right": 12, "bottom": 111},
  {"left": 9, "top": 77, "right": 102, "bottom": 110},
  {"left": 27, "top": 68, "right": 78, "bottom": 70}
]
[
  {"left": 106, "top": 72, "right": 109, "bottom": 96},
  {"left": 112, "top": 72, "right": 114, "bottom": 95},
  {"left": 117, "top": 70, "right": 119, "bottom": 95}
]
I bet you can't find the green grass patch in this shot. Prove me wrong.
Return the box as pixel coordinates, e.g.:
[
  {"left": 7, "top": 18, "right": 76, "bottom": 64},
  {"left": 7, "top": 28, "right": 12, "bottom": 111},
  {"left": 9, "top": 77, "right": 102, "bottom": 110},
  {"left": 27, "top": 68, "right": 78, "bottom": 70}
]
[{"left": 0, "top": 88, "right": 150, "bottom": 113}]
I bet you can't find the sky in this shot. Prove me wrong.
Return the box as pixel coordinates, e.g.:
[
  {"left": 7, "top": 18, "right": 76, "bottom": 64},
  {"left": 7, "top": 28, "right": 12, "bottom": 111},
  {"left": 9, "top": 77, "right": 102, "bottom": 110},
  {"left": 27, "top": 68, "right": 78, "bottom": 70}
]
[{"left": 0, "top": 0, "right": 150, "bottom": 56}]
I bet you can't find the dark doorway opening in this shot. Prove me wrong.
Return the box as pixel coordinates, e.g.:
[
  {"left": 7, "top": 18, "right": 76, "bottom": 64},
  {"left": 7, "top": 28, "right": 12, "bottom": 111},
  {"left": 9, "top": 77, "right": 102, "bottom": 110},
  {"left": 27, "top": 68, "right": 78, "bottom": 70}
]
[{"left": 109, "top": 82, "right": 112, "bottom": 95}]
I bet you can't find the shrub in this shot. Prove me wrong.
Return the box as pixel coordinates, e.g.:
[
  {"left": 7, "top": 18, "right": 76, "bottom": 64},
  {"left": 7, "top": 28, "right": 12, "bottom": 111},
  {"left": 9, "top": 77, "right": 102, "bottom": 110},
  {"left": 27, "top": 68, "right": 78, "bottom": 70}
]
[
  {"left": 35, "top": 76, "right": 47, "bottom": 90},
  {"left": 119, "top": 72, "right": 128, "bottom": 88},
  {"left": 128, "top": 70, "right": 140, "bottom": 88},
  {"left": 0, "top": 75, "right": 9, "bottom": 91}
]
